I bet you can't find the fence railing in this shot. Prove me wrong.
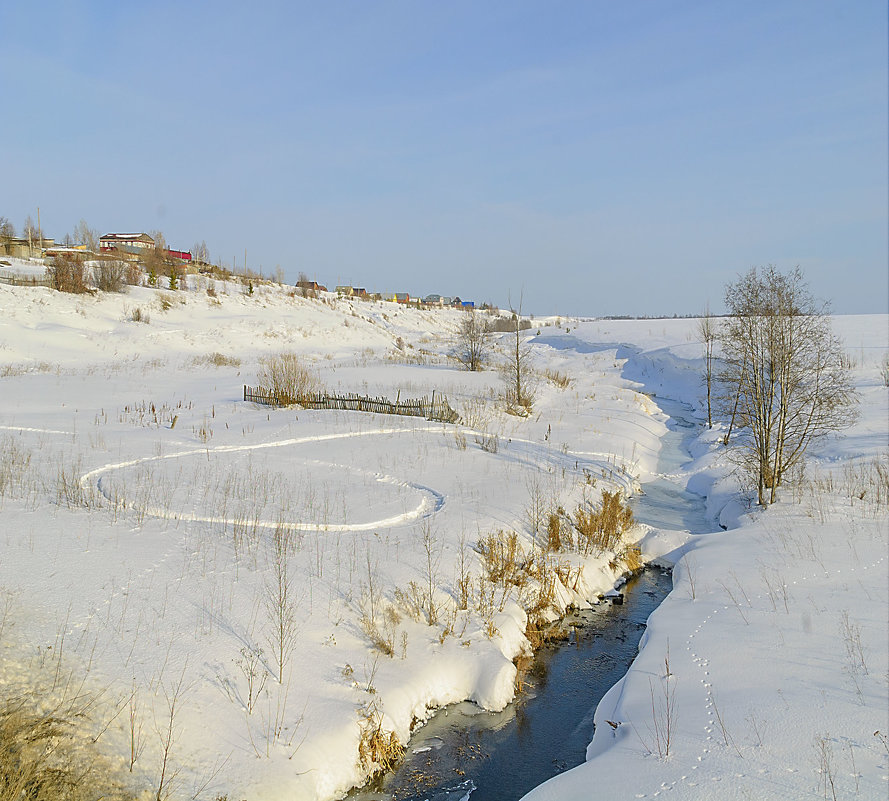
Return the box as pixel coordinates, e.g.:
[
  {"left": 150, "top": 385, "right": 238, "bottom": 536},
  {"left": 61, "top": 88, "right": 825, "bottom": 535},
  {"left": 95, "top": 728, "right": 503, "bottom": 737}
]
[
  {"left": 0, "top": 272, "right": 53, "bottom": 287},
  {"left": 243, "top": 386, "right": 460, "bottom": 424}
]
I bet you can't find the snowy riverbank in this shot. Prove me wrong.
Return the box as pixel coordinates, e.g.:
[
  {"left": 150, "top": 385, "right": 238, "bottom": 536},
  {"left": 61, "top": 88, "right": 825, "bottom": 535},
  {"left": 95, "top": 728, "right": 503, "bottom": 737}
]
[{"left": 0, "top": 271, "right": 885, "bottom": 799}]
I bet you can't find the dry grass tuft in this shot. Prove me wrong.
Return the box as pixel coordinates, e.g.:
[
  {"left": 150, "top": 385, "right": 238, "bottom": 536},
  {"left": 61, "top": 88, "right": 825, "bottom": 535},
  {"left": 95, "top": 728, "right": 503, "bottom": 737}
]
[
  {"left": 191, "top": 352, "right": 242, "bottom": 368},
  {"left": 572, "top": 490, "right": 634, "bottom": 555},
  {"left": 476, "top": 530, "right": 527, "bottom": 589},
  {"left": 0, "top": 697, "right": 132, "bottom": 801},
  {"left": 609, "top": 544, "right": 644, "bottom": 573},
  {"left": 541, "top": 368, "right": 571, "bottom": 388},
  {"left": 357, "top": 704, "right": 404, "bottom": 776}
]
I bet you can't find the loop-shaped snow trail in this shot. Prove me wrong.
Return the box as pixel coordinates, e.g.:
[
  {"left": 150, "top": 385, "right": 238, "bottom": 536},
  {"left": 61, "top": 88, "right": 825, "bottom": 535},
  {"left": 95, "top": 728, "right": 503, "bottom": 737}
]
[{"left": 80, "top": 426, "right": 448, "bottom": 532}]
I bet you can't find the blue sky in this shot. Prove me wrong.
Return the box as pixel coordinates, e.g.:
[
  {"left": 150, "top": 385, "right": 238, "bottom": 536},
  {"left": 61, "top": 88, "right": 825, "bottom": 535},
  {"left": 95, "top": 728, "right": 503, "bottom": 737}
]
[{"left": 2, "top": 1, "right": 886, "bottom": 316}]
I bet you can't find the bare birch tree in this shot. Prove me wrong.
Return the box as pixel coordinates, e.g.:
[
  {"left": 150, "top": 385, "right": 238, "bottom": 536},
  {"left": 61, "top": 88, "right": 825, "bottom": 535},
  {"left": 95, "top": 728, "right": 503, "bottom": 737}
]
[
  {"left": 697, "top": 305, "right": 716, "bottom": 428},
  {"left": 457, "top": 307, "right": 491, "bottom": 371},
  {"left": 716, "top": 265, "right": 857, "bottom": 505},
  {"left": 501, "top": 293, "right": 535, "bottom": 413},
  {"left": 73, "top": 219, "right": 99, "bottom": 252},
  {"left": 265, "top": 522, "right": 299, "bottom": 683}
]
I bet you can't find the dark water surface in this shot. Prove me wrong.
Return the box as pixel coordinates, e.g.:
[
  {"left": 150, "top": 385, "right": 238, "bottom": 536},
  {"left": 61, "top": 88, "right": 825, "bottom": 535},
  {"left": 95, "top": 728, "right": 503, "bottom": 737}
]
[
  {"left": 347, "top": 569, "right": 672, "bottom": 801},
  {"left": 348, "top": 397, "right": 708, "bottom": 801}
]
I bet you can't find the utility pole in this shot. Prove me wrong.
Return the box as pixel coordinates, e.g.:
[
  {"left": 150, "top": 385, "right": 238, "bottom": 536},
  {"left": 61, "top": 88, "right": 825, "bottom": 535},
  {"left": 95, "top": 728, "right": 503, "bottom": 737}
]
[
  {"left": 37, "top": 207, "right": 42, "bottom": 252},
  {"left": 244, "top": 248, "right": 247, "bottom": 277}
]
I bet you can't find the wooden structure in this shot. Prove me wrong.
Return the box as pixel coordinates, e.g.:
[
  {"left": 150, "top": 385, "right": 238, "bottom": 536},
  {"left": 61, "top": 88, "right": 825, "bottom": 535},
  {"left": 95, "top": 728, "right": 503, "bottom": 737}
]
[{"left": 243, "top": 386, "right": 459, "bottom": 423}]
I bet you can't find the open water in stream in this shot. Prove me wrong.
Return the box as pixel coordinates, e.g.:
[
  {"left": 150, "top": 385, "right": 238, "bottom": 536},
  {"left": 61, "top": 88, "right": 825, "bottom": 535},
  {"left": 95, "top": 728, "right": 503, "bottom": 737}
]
[{"left": 348, "top": 399, "right": 711, "bottom": 801}]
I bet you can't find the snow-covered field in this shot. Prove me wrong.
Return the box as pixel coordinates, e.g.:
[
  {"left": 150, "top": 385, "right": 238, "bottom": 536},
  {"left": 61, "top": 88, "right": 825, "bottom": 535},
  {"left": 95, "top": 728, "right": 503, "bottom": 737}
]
[{"left": 0, "top": 260, "right": 886, "bottom": 800}]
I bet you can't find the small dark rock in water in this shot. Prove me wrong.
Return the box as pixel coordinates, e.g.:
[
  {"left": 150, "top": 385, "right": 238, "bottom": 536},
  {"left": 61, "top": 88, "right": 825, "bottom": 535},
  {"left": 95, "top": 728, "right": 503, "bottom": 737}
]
[{"left": 610, "top": 593, "right": 624, "bottom": 605}]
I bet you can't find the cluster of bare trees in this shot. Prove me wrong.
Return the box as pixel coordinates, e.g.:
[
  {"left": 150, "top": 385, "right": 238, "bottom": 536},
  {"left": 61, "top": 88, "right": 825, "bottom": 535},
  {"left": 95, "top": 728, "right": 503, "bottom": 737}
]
[
  {"left": 708, "top": 266, "right": 857, "bottom": 506},
  {"left": 456, "top": 296, "right": 536, "bottom": 413}
]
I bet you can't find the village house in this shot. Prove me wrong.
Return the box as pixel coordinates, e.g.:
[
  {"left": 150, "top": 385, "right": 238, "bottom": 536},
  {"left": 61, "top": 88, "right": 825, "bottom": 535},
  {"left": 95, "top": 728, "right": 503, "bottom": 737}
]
[
  {"left": 1, "top": 237, "right": 57, "bottom": 259},
  {"left": 99, "top": 232, "right": 155, "bottom": 256},
  {"left": 100, "top": 233, "right": 191, "bottom": 263},
  {"left": 44, "top": 244, "right": 89, "bottom": 259},
  {"left": 336, "top": 285, "right": 369, "bottom": 298},
  {"left": 297, "top": 280, "right": 327, "bottom": 292}
]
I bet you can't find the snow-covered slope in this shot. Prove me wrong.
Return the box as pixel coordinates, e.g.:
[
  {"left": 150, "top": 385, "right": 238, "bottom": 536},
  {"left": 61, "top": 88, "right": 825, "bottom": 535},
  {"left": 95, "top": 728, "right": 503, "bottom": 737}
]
[{"left": 0, "top": 270, "right": 886, "bottom": 800}]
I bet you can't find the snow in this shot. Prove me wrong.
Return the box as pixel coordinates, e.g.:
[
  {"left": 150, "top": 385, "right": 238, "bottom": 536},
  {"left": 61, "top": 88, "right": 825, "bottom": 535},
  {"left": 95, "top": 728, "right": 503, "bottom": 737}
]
[{"left": 0, "top": 272, "right": 886, "bottom": 800}]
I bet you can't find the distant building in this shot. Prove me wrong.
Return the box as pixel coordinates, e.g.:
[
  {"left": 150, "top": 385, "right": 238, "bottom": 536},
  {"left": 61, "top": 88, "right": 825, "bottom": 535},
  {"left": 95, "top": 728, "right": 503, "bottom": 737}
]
[
  {"left": 99, "top": 233, "right": 155, "bottom": 256},
  {"left": 423, "top": 294, "right": 444, "bottom": 305},
  {"left": 45, "top": 244, "right": 88, "bottom": 259},
  {"left": 298, "top": 280, "right": 328, "bottom": 292},
  {"left": 1, "top": 237, "right": 56, "bottom": 258},
  {"left": 395, "top": 293, "right": 410, "bottom": 304},
  {"left": 100, "top": 233, "right": 190, "bottom": 262}
]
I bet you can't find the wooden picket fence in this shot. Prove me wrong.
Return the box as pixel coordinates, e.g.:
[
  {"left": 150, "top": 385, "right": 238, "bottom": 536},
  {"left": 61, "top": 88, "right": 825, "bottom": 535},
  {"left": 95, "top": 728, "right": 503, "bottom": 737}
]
[
  {"left": 243, "top": 385, "right": 460, "bottom": 424},
  {"left": 0, "top": 272, "right": 53, "bottom": 288}
]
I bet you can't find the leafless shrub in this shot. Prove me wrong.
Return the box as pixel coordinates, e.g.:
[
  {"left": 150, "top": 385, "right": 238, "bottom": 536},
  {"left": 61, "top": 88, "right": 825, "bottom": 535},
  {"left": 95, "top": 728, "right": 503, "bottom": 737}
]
[
  {"left": 56, "top": 458, "right": 93, "bottom": 509},
  {"left": 500, "top": 296, "right": 536, "bottom": 414},
  {"left": 93, "top": 259, "right": 129, "bottom": 293},
  {"left": 236, "top": 645, "right": 268, "bottom": 715},
  {"left": 153, "top": 665, "right": 188, "bottom": 801},
  {"left": 639, "top": 652, "right": 676, "bottom": 759},
  {"left": 805, "top": 456, "right": 889, "bottom": 516},
  {"left": 128, "top": 680, "right": 145, "bottom": 773},
  {"left": 359, "top": 601, "right": 399, "bottom": 656},
  {"left": 420, "top": 521, "right": 442, "bottom": 626},
  {"left": 708, "top": 688, "right": 742, "bottom": 757},
  {"left": 880, "top": 353, "right": 889, "bottom": 387},
  {"left": 265, "top": 523, "right": 299, "bottom": 683},
  {"left": 257, "top": 352, "right": 320, "bottom": 404},
  {"left": 682, "top": 554, "right": 699, "bottom": 600},
  {"left": 456, "top": 308, "right": 491, "bottom": 371},
  {"left": 475, "top": 432, "right": 499, "bottom": 453},
  {"left": 814, "top": 734, "right": 838, "bottom": 801},
  {"left": 839, "top": 609, "right": 868, "bottom": 676},
  {"left": 697, "top": 306, "right": 716, "bottom": 428},
  {"left": 489, "top": 316, "right": 532, "bottom": 333},
  {"left": 455, "top": 532, "right": 472, "bottom": 611},
  {"left": 0, "top": 435, "right": 32, "bottom": 499},
  {"left": 459, "top": 397, "right": 492, "bottom": 430},
  {"left": 46, "top": 255, "right": 89, "bottom": 294}
]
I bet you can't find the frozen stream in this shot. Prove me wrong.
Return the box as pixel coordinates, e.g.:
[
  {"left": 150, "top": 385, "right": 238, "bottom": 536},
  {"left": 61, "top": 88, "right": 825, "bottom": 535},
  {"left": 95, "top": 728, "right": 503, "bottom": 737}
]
[{"left": 348, "top": 398, "right": 711, "bottom": 801}]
